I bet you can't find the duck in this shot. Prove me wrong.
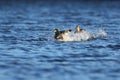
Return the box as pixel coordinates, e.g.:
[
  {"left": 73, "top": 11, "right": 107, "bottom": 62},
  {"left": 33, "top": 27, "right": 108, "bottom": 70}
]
[
  {"left": 53, "top": 29, "right": 72, "bottom": 40},
  {"left": 74, "top": 25, "right": 85, "bottom": 33}
]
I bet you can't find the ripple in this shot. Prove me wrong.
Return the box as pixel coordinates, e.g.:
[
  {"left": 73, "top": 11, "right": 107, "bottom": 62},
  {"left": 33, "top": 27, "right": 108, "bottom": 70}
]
[
  {"left": 107, "top": 44, "right": 120, "bottom": 50},
  {"left": 87, "top": 45, "right": 105, "bottom": 49},
  {"left": 0, "top": 35, "right": 17, "bottom": 40},
  {"left": 22, "top": 37, "right": 48, "bottom": 42}
]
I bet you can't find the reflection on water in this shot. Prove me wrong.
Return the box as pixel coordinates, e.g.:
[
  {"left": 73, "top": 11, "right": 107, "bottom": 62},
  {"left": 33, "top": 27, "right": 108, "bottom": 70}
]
[{"left": 0, "top": 1, "right": 120, "bottom": 80}]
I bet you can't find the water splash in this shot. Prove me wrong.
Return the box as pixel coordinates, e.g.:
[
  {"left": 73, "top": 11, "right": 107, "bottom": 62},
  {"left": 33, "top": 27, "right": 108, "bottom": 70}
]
[
  {"left": 97, "top": 28, "right": 107, "bottom": 38},
  {"left": 58, "top": 28, "right": 107, "bottom": 41}
]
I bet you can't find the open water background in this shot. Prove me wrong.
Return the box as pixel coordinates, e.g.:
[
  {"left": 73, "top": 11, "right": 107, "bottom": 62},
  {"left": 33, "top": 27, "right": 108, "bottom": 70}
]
[{"left": 0, "top": 1, "right": 120, "bottom": 80}]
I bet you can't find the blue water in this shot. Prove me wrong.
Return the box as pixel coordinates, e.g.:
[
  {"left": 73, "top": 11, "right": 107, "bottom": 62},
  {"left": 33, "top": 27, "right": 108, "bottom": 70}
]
[{"left": 0, "top": 1, "right": 120, "bottom": 80}]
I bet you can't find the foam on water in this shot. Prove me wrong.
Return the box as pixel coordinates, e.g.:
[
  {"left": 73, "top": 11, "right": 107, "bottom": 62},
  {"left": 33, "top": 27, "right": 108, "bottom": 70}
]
[{"left": 58, "top": 28, "right": 107, "bottom": 41}]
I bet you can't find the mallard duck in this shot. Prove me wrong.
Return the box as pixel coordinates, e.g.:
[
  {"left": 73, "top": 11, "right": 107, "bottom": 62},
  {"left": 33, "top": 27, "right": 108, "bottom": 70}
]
[
  {"left": 75, "top": 25, "right": 84, "bottom": 33},
  {"left": 53, "top": 29, "right": 72, "bottom": 40}
]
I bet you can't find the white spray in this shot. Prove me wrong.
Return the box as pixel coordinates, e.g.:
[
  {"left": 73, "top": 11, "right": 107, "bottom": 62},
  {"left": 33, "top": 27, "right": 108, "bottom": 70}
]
[{"left": 58, "top": 28, "right": 107, "bottom": 41}]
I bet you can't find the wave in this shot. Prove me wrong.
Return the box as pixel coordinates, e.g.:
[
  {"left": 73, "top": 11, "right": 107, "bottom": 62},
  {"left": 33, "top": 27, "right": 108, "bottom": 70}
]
[{"left": 58, "top": 28, "right": 107, "bottom": 41}]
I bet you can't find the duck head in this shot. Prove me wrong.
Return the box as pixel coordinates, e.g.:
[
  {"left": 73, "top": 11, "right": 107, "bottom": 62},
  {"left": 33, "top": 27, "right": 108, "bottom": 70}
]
[
  {"left": 75, "top": 25, "right": 81, "bottom": 32},
  {"left": 53, "top": 29, "right": 59, "bottom": 33},
  {"left": 53, "top": 29, "right": 60, "bottom": 39}
]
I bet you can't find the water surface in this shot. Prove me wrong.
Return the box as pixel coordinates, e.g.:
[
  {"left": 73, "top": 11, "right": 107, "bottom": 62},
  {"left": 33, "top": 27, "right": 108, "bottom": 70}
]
[{"left": 0, "top": 1, "right": 120, "bottom": 80}]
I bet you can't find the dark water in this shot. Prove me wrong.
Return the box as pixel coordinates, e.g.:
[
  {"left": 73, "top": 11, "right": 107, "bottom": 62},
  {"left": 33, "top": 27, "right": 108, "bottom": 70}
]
[{"left": 0, "top": 1, "right": 120, "bottom": 80}]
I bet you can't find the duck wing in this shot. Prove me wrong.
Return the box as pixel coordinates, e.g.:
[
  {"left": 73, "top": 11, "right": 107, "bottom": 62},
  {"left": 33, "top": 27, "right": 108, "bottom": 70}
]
[{"left": 56, "top": 34, "right": 63, "bottom": 40}]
